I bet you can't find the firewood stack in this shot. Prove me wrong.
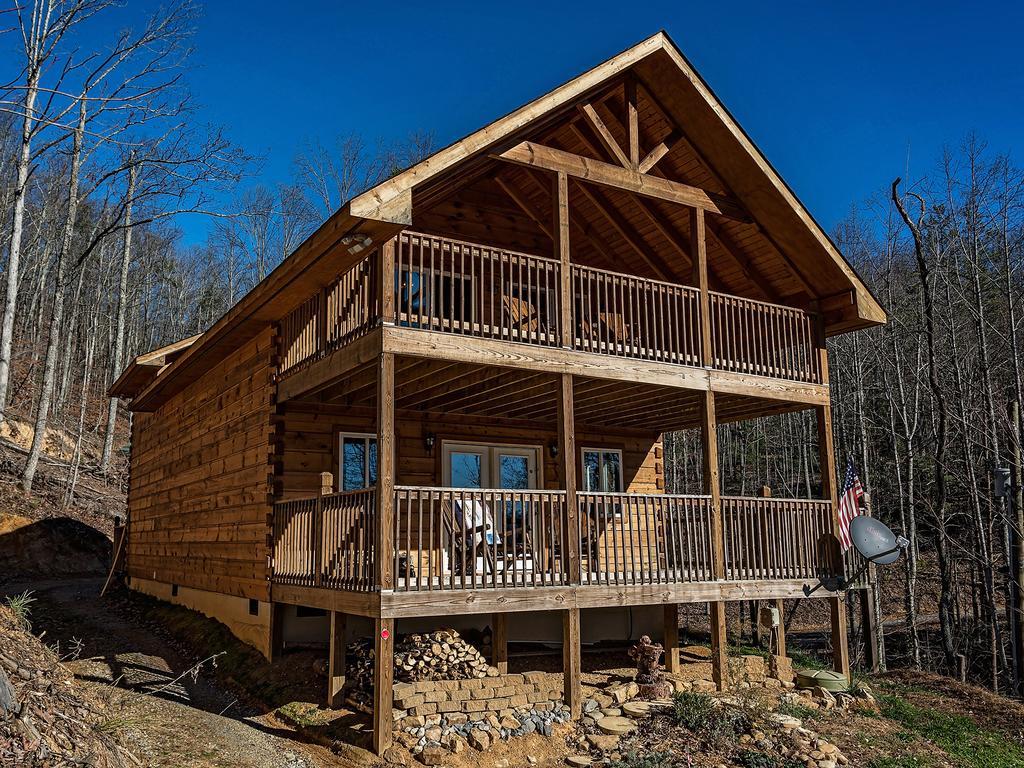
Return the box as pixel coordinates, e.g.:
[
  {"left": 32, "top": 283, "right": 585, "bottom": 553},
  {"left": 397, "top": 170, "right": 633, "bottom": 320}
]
[{"left": 348, "top": 629, "right": 498, "bottom": 692}]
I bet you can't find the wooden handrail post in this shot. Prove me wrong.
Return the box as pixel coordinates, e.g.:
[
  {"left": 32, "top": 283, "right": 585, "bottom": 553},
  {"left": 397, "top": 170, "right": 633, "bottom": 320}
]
[
  {"left": 700, "top": 388, "right": 727, "bottom": 690},
  {"left": 814, "top": 314, "right": 850, "bottom": 680},
  {"left": 553, "top": 171, "right": 572, "bottom": 348},
  {"left": 375, "top": 352, "right": 396, "bottom": 592},
  {"left": 379, "top": 237, "right": 396, "bottom": 325}
]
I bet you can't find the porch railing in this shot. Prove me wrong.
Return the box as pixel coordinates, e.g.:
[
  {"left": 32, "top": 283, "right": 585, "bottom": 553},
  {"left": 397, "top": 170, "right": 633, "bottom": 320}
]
[
  {"left": 577, "top": 492, "right": 714, "bottom": 586},
  {"left": 572, "top": 265, "right": 703, "bottom": 366},
  {"left": 709, "top": 292, "right": 820, "bottom": 383},
  {"left": 270, "top": 489, "right": 376, "bottom": 591},
  {"left": 721, "top": 496, "right": 833, "bottom": 581},
  {"left": 392, "top": 486, "right": 569, "bottom": 591},
  {"left": 390, "top": 231, "right": 562, "bottom": 347},
  {"left": 270, "top": 488, "right": 841, "bottom": 594},
  {"left": 277, "top": 231, "right": 823, "bottom": 384}
]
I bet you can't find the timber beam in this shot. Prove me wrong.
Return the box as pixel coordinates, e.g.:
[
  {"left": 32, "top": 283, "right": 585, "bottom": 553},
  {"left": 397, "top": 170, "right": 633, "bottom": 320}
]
[{"left": 493, "top": 141, "right": 751, "bottom": 223}]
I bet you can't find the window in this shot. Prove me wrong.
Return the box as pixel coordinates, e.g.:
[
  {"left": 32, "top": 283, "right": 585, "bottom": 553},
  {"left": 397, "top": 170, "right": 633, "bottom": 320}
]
[
  {"left": 339, "top": 433, "right": 378, "bottom": 491},
  {"left": 442, "top": 442, "right": 541, "bottom": 489},
  {"left": 581, "top": 448, "right": 623, "bottom": 493}
]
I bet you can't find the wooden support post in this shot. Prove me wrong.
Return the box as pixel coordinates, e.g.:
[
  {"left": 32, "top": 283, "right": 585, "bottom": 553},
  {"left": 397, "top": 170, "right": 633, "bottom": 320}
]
[
  {"left": 664, "top": 604, "right": 680, "bottom": 673},
  {"left": 694, "top": 206, "right": 724, "bottom": 688},
  {"left": 328, "top": 610, "right": 347, "bottom": 707},
  {"left": 376, "top": 352, "right": 396, "bottom": 592},
  {"left": 379, "top": 237, "right": 396, "bottom": 324},
  {"left": 562, "top": 607, "right": 582, "bottom": 719},
  {"left": 558, "top": 373, "right": 580, "bottom": 584},
  {"left": 774, "top": 598, "right": 787, "bottom": 659},
  {"left": 815, "top": 316, "right": 850, "bottom": 681},
  {"left": 709, "top": 601, "right": 728, "bottom": 691},
  {"left": 691, "top": 208, "right": 712, "bottom": 368},
  {"left": 492, "top": 613, "right": 508, "bottom": 674},
  {"left": 553, "top": 170, "right": 572, "bottom": 348},
  {"left": 625, "top": 74, "right": 640, "bottom": 170},
  {"left": 373, "top": 617, "right": 394, "bottom": 756}
]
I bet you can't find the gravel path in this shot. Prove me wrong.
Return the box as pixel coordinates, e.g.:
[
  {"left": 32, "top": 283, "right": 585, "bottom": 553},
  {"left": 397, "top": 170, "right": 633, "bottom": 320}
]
[{"left": 3, "top": 578, "right": 356, "bottom": 768}]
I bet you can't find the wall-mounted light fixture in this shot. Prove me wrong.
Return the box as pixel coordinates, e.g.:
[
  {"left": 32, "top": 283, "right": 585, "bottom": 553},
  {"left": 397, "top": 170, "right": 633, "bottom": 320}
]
[
  {"left": 424, "top": 432, "right": 436, "bottom": 452},
  {"left": 341, "top": 233, "right": 374, "bottom": 255},
  {"left": 548, "top": 440, "right": 559, "bottom": 459}
]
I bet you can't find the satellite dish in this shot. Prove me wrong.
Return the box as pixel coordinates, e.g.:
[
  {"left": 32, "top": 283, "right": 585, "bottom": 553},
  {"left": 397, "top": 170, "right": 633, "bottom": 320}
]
[
  {"left": 850, "top": 515, "right": 907, "bottom": 566},
  {"left": 803, "top": 515, "right": 909, "bottom": 596}
]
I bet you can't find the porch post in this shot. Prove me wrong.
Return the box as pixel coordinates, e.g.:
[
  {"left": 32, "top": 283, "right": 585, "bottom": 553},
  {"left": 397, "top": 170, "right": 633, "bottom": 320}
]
[
  {"left": 664, "top": 604, "right": 680, "bottom": 673},
  {"left": 492, "top": 613, "right": 508, "bottom": 674},
  {"left": 558, "top": 373, "right": 579, "bottom": 584},
  {"left": 373, "top": 617, "right": 395, "bottom": 755},
  {"left": 815, "top": 316, "right": 850, "bottom": 680},
  {"left": 692, "top": 206, "right": 728, "bottom": 690},
  {"left": 328, "top": 610, "right": 347, "bottom": 707},
  {"left": 376, "top": 352, "right": 395, "bottom": 591},
  {"left": 373, "top": 351, "right": 396, "bottom": 755},
  {"left": 562, "top": 607, "right": 582, "bottom": 718},
  {"left": 553, "top": 170, "right": 572, "bottom": 348}
]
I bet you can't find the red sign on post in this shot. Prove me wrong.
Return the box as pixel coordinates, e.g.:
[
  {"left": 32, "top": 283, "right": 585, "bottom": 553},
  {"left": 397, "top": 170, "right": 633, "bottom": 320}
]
[{"left": 381, "top": 628, "right": 390, "bottom": 641}]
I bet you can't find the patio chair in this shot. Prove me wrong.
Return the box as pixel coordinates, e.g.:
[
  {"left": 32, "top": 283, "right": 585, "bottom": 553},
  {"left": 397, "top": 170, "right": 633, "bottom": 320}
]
[{"left": 445, "top": 498, "right": 499, "bottom": 577}]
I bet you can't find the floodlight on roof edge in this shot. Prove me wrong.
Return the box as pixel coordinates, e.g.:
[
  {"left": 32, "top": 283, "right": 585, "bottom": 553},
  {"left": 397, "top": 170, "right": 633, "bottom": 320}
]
[{"left": 803, "top": 516, "right": 909, "bottom": 596}]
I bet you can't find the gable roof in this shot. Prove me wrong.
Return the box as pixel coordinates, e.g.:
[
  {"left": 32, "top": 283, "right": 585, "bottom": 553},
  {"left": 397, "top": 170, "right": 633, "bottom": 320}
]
[{"left": 128, "top": 30, "right": 884, "bottom": 412}]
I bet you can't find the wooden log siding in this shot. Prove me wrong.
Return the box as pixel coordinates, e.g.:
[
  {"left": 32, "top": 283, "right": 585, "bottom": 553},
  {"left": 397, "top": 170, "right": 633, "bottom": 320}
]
[
  {"left": 709, "top": 292, "right": 821, "bottom": 383},
  {"left": 391, "top": 231, "right": 562, "bottom": 346},
  {"left": 572, "top": 265, "right": 702, "bottom": 365},
  {"left": 279, "top": 252, "right": 380, "bottom": 376},
  {"left": 721, "top": 496, "right": 834, "bottom": 581},
  {"left": 576, "top": 493, "right": 713, "bottom": 586},
  {"left": 392, "top": 487, "right": 569, "bottom": 591},
  {"left": 270, "top": 489, "right": 376, "bottom": 591}
]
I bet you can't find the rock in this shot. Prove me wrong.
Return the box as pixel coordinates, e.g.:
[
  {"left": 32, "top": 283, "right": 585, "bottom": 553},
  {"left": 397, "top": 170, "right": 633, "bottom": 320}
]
[
  {"left": 597, "top": 716, "right": 636, "bottom": 736},
  {"left": 384, "top": 746, "right": 408, "bottom": 763},
  {"left": 692, "top": 679, "right": 717, "bottom": 692},
  {"left": 469, "top": 729, "right": 491, "bottom": 751},
  {"left": 566, "top": 756, "right": 592, "bottom": 768},
  {"left": 0, "top": 670, "right": 18, "bottom": 716},
  {"left": 425, "top": 726, "right": 443, "bottom": 742},
  {"left": 419, "top": 742, "right": 448, "bottom": 765},
  {"left": 600, "top": 707, "right": 622, "bottom": 717},
  {"left": 621, "top": 701, "right": 651, "bottom": 718},
  {"left": 527, "top": 757, "right": 538, "bottom": 765},
  {"left": 583, "top": 698, "right": 600, "bottom": 713},
  {"left": 586, "top": 734, "right": 620, "bottom": 752}
]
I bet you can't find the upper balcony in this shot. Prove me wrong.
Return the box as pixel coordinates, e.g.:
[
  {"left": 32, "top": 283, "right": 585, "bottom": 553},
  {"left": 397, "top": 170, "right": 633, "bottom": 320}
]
[{"left": 275, "top": 230, "right": 824, "bottom": 399}]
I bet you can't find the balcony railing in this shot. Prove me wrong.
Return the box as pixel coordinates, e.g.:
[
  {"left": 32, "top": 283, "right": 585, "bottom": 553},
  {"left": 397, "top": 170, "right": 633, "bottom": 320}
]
[
  {"left": 276, "top": 231, "right": 822, "bottom": 386},
  {"left": 270, "top": 489, "right": 376, "bottom": 591},
  {"left": 270, "top": 488, "right": 837, "bottom": 593},
  {"left": 721, "top": 496, "right": 833, "bottom": 581}
]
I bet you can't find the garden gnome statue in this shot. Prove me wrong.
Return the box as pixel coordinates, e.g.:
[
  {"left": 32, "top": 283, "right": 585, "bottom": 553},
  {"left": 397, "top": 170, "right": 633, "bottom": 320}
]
[{"left": 628, "top": 635, "right": 672, "bottom": 699}]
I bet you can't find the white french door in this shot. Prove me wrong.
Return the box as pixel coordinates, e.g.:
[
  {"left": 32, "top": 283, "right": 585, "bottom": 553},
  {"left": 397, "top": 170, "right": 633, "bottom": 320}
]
[{"left": 442, "top": 442, "right": 540, "bottom": 490}]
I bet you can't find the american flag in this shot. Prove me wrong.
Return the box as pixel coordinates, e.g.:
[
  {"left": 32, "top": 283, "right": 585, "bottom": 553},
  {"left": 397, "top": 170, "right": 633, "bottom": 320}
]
[{"left": 837, "top": 460, "right": 865, "bottom": 552}]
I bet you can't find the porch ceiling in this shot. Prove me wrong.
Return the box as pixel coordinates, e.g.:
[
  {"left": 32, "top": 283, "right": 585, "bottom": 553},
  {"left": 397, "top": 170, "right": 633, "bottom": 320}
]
[{"left": 301, "top": 357, "right": 814, "bottom": 432}]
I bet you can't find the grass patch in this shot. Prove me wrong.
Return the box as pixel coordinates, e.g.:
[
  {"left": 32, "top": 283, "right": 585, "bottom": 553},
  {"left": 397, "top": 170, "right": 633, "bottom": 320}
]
[
  {"left": 5, "top": 590, "right": 36, "bottom": 630},
  {"left": 878, "top": 694, "right": 1024, "bottom": 768},
  {"left": 734, "top": 751, "right": 803, "bottom": 768},
  {"left": 788, "top": 648, "right": 827, "bottom": 671},
  {"left": 277, "top": 701, "right": 330, "bottom": 727},
  {"left": 775, "top": 699, "right": 820, "bottom": 722}
]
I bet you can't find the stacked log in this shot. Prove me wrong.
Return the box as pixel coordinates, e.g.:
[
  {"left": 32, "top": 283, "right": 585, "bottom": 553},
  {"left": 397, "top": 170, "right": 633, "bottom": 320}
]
[{"left": 348, "top": 629, "right": 498, "bottom": 693}]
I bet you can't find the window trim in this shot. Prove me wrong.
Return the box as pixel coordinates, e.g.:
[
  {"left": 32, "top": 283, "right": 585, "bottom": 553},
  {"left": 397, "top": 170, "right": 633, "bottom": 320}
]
[
  {"left": 338, "top": 432, "right": 378, "bottom": 491},
  {"left": 580, "top": 447, "right": 625, "bottom": 493}
]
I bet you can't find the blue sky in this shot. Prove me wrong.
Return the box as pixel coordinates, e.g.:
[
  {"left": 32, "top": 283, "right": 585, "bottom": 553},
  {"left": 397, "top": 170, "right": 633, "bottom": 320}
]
[{"left": 13, "top": 1, "right": 1024, "bottom": 245}]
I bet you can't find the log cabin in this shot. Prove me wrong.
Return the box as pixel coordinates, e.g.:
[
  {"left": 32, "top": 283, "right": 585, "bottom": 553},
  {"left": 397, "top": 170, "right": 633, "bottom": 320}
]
[{"left": 109, "top": 31, "right": 885, "bottom": 754}]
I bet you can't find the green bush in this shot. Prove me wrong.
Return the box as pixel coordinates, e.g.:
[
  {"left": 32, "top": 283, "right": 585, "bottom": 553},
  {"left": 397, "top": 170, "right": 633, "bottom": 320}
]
[
  {"left": 670, "top": 690, "right": 750, "bottom": 747},
  {"left": 671, "top": 690, "right": 716, "bottom": 731}
]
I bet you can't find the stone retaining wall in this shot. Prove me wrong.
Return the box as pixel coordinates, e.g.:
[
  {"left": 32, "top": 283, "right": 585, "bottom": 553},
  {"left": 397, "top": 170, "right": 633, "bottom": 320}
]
[{"left": 394, "top": 672, "right": 563, "bottom": 723}]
